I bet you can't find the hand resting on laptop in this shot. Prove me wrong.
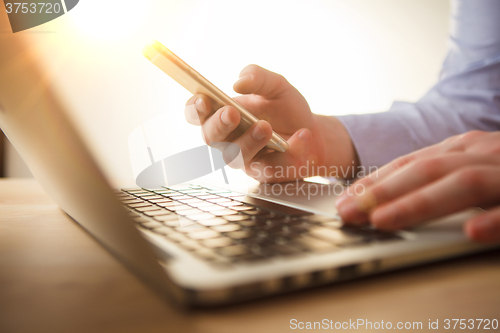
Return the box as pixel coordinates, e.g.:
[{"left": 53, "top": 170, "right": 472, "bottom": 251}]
[
  {"left": 336, "top": 131, "right": 500, "bottom": 243},
  {"left": 184, "top": 64, "right": 500, "bottom": 244}
]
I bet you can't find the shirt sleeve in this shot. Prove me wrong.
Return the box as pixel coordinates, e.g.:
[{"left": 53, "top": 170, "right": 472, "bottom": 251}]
[{"left": 337, "top": 0, "right": 500, "bottom": 169}]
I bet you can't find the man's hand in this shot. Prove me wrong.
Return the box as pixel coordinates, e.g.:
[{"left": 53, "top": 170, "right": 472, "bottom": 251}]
[
  {"left": 336, "top": 131, "right": 500, "bottom": 243},
  {"left": 184, "top": 65, "right": 357, "bottom": 182}
]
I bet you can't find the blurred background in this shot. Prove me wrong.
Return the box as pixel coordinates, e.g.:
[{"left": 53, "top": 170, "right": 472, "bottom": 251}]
[{"left": 1, "top": 0, "right": 450, "bottom": 185}]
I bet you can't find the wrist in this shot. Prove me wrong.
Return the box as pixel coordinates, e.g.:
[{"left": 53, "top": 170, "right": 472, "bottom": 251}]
[{"left": 311, "top": 114, "right": 359, "bottom": 179}]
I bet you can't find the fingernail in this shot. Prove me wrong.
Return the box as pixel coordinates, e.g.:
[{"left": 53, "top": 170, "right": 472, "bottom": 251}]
[
  {"left": 234, "top": 75, "right": 251, "bottom": 86},
  {"left": 298, "top": 130, "right": 311, "bottom": 143},
  {"left": 221, "top": 109, "right": 233, "bottom": 126},
  {"left": 252, "top": 123, "right": 267, "bottom": 141},
  {"left": 195, "top": 98, "right": 206, "bottom": 113},
  {"left": 356, "top": 191, "right": 377, "bottom": 213},
  {"left": 472, "top": 217, "right": 495, "bottom": 234},
  {"left": 336, "top": 190, "right": 377, "bottom": 220}
]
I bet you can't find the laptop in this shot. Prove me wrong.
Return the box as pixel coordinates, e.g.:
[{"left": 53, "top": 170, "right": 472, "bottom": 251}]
[{"left": 1, "top": 34, "right": 497, "bottom": 307}]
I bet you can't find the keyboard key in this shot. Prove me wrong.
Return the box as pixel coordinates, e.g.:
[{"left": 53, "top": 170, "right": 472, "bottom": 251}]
[
  {"left": 189, "top": 201, "right": 215, "bottom": 208},
  {"left": 179, "top": 240, "right": 204, "bottom": 251},
  {"left": 175, "top": 225, "right": 208, "bottom": 234},
  {"left": 202, "top": 237, "right": 233, "bottom": 248},
  {"left": 135, "top": 206, "right": 161, "bottom": 212},
  {"left": 156, "top": 202, "right": 179, "bottom": 208},
  {"left": 135, "top": 193, "right": 158, "bottom": 198},
  {"left": 177, "top": 209, "right": 204, "bottom": 216},
  {"left": 126, "top": 189, "right": 149, "bottom": 194},
  {"left": 189, "top": 213, "right": 216, "bottom": 221},
  {"left": 199, "top": 205, "right": 226, "bottom": 212},
  {"left": 142, "top": 221, "right": 165, "bottom": 229},
  {"left": 219, "top": 201, "right": 244, "bottom": 207},
  {"left": 167, "top": 204, "right": 192, "bottom": 212},
  {"left": 212, "top": 209, "right": 238, "bottom": 216},
  {"left": 211, "top": 224, "right": 241, "bottom": 233},
  {"left": 154, "top": 215, "right": 181, "bottom": 222},
  {"left": 171, "top": 195, "right": 193, "bottom": 200},
  {"left": 121, "top": 199, "right": 142, "bottom": 204},
  {"left": 143, "top": 195, "right": 164, "bottom": 200},
  {"left": 217, "top": 245, "right": 249, "bottom": 257},
  {"left": 178, "top": 198, "right": 203, "bottom": 204},
  {"left": 198, "top": 218, "right": 228, "bottom": 226},
  {"left": 152, "top": 189, "right": 175, "bottom": 194},
  {"left": 237, "top": 220, "right": 257, "bottom": 227},
  {"left": 153, "top": 227, "right": 173, "bottom": 235},
  {"left": 188, "top": 230, "right": 220, "bottom": 240},
  {"left": 196, "top": 194, "right": 220, "bottom": 200},
  {"left": 127, "top": 202, "right": 153, "bottom": 208},
  {"left": 148, "top": 198, "right": 173, "bottom": 203},
  {"left": 162, "top": 193, "right": 185, "bottom": 198},
  {"left": 226, "top": 231, "right": 253, "bottom": 239},
  {"left": 223, "top": 215, "right": 251, "bottom": 222},
  {"left": 207, "top": 198, "right": 231, "bottom": 203},
  {"left": 143, "top": 210, "right": 172, "bottom": 217}
]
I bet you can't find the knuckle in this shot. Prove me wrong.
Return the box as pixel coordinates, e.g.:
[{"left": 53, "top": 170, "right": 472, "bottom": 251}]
[
  {"left": 392, "top": 155, "right": 416, "bottom": 170},
  {"left": 415, "top": 158, "right": 444, "bottom": 181},
  {"left": 238, "top": 137, "right": 254, "bottom": 155},
  {"left": 184, "top": 106, "right": 201, "bottom": 125},
  {"left": 455, "top": 167, "right": 486, "bottom": 194},
  {"left": 241, "top": 64, "right": 260, "bottom": 77},
  {"left": 459, "top": 130, "right": 487, "bottom": 141},
  {"left": 409, "top": 193, "right": 433, "bottom": 216},
  {"left": 212, "top": 115, "right": 228, "bottom": 138}
]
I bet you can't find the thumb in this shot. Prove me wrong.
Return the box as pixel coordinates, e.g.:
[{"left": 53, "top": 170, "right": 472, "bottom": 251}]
[{"left": 233, "top": 64, "right": 289, "bottom": 99}]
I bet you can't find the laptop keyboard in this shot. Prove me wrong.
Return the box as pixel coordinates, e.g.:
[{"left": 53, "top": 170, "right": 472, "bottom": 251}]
[{"left": 118, "top": 184, "right": 403, "bottom": 267}]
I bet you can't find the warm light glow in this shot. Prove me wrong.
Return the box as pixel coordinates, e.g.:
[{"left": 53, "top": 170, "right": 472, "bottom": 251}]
[
  {"left": 70, "top": 0, "right": 149, "bottom": 40},
  {"left": 23, "top": 0, "right": 450, "bottom": 184}
]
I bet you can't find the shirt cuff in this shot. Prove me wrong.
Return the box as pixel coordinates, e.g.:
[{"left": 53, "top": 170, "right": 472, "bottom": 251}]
[{"left": 336, "top": 102, "right": 420, "bottom": 169}]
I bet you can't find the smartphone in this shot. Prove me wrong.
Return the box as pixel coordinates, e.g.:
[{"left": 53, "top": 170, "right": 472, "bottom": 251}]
[{"left": 142, "top": 40, "right": 289, "bottom": 152}]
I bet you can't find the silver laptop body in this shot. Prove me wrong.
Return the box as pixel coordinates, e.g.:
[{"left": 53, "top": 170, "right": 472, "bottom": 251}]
[{"left": 1, "top": 30, "right": 496, "bottom": 307}]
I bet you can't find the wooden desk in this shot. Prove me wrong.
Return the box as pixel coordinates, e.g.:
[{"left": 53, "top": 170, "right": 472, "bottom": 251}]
[{"left": 1, "top": 179, "right": 499, "bottom": 333}]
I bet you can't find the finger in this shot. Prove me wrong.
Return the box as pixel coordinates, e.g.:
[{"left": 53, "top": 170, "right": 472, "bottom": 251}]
[
  {"left": 228, "top": 120, "right": 273, "bottom": 169},
  {"left": 347, "top": 140, "right": 456, "bottom": 194},
  {"left": 247, "top": 128, "right": 313, "bottom": 182},
  {"left": 184, "top": 94, "right": 214, "bottom": 126},
  {"left": 338, "top": 153, "right": 497, "bottom": 223},
  {"left": 465, "top": 207, "right": 500, "bottom": 243},
  {"left": 369, "top": 166, "right": 500, "bottom": 230},
  {"left": 201, "top": 106, "right": 241, "bottom": 145},
  {"left": 233, "top": 64, "right": 289, "bottom": 99}
]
